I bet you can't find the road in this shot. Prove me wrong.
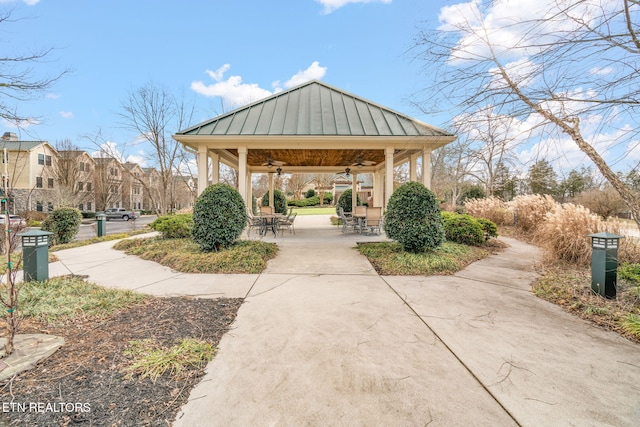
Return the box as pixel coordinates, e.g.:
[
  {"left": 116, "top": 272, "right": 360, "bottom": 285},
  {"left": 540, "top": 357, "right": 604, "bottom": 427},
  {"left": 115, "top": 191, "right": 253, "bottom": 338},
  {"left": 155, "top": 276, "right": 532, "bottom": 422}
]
[{"left": 75, "top": 215, "right": 157, "bottom": 241}]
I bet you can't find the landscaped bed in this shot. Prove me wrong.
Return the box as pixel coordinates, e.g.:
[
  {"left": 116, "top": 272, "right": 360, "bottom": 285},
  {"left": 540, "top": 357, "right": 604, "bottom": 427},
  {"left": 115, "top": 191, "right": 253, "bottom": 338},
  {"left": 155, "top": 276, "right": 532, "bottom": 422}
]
[{"left": 0, "top": 276, "right": 242, "bottom": 426}]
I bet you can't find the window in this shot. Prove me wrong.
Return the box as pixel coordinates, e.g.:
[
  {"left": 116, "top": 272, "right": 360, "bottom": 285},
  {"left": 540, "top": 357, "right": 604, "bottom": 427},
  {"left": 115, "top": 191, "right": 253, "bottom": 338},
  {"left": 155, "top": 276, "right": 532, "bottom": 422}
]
[
  {"left": 47, "top": 202, "right": 53, "bottom": 212},
  {"left": 87, "top": 202, "right": 92, "bottom": 211},
  {"left": 38, "top": 153, "right": 44, "bottom": 165},
  {"left": 36, "top": 177, "right": 43, "bottom": 188},
  {"left": 110, "top": 167, "right": 118, "bottom": 176},
  {"left": 79, "top": 162, "right": 85, "bottom": 172},
  {"left": 2, "top": 176, "right": 9, "bottom": 189},
  {"left": 2, "top": 152, "right": 8, "bottom": 163},
  {"left": 78, "top": 182, "right": 84, "bottom": 191},
  {"left": 78, "top": 203, "right": 84, "bottom": 211},
  {"left": 48, "top": 178, "right": 54, "bottom": 189},
  {"left": 45, "top": 155, "right": 52, "bottom": 166},
  {"left": 36, "top": 201, "right": 43, "bottom": 212},
  {"left": 86, "top": 182, "right": 92, "bottom": 192}
]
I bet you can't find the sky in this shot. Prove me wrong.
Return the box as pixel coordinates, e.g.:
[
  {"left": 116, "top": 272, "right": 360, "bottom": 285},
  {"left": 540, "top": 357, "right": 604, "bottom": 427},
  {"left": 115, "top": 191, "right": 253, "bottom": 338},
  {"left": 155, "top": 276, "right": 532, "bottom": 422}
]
[
  {"left": 3, "top": 0, "right": 443, "bottom": 160},
  {"left": 2, "top": 0, "right": 638, "bottom": 178}
]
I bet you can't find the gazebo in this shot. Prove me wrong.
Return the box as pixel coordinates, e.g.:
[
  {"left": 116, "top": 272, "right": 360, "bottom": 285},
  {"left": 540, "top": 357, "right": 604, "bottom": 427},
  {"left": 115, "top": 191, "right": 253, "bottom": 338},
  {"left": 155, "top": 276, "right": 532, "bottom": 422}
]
[{"left": 173, "top": 80, "right": 455, "bottom": 210}]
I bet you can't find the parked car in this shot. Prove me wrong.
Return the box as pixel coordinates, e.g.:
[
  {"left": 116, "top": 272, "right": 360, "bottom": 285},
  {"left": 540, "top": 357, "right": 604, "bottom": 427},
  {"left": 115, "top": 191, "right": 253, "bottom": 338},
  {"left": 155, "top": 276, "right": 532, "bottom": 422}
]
[
  {"left": 96, "top": 208, "right": 137, "bottom": 221},
  {"left": 0, "top": 215, "right": 27, "bottom": 227}
]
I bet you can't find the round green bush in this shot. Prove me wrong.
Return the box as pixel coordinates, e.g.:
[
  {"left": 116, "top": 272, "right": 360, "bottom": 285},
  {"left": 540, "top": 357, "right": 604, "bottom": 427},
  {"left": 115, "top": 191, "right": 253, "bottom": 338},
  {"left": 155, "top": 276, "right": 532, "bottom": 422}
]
[
  {"left": 149, "top": 214, "right": 193, "bottom": 239},
  {"left": 41, "top": 207, "right": 83, "bottom": 245},
  {"left": 441, "top": 211, "right": 485, "bottom": 246},
  {"left": 475, "top": 217, "right": 498, "bottom": 241},
  {"left": 192, "top": 183, "right": 247, "bottom": 251},
  {"left": 305, "top": 189, "right": 316, "bottom": 198},
  {"left": 335, "top": 189, "right": 361, "bottom": 214},
  {"left": 261, "top": 190, "right": 287, "bottom": 214},
  {"left": 383, "top": 182, "right": 444, "bottom": 253}
]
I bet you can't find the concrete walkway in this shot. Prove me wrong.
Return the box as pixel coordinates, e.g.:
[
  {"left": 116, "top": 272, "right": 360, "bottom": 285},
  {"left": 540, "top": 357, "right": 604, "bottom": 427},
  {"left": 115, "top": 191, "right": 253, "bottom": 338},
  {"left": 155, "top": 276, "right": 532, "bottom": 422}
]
[{"left": 49, "top": 215, "right": 640, "bottom": 426}]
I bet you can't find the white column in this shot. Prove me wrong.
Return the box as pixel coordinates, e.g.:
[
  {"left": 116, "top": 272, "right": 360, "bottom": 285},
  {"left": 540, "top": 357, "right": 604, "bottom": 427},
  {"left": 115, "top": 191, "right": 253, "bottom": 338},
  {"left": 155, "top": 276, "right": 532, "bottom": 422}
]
[
  {"left": 238, "top": 147, "right": 248, "bottom": 208},
  {"left": 422, "top": 148, "right": 432, "bottom": 190},
  {"left": 197, "top": 146, "right": 208, "bottom": 196},
  {"left": 351, "top": 172, "right": 358, "bottom": 212},
  {"left": 409, "top": 153, "right": 418, "bottom": 182},
  {"left": 373, "top": 171, "right": 384, "bottom": 208},
  {"left": 269, "top": 172, "right": 274, "bottom": 210},
  {"left": 210, "top": 152, "right": 219, "bottom": 186},
  {"left": 385, "top": 146, "right": 394, "bottom": 209}
]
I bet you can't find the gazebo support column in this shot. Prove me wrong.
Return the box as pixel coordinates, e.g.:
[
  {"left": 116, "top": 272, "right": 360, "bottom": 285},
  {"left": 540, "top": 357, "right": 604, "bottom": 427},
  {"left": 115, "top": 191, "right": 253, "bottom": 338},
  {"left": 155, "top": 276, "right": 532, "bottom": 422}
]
[
  {"left": 385, "top": 147, "right": 394, "bottom": 209},
  {"left": 422, "top": 148, "right": 431, "bottom": 190},
  {"left": 210, "top": 152, "right": 219, "bottom": 187},
  {"left": 352, "top": 173, "right": 358, "bottom": 213},
  {"left": 409, "top": 153, "right": 419, "bottom": 182},
  {"left": 238, "top": 147, "right": 248, "bottom": 208},
  {"left": 197, "top": 146, "right": 209, "bottom": 196},
  {"left": 373, "top": 171, "right": 384, "bottom": 208},
  {"left": 269, "top": 172, "right": 274, "bottom": 210}
]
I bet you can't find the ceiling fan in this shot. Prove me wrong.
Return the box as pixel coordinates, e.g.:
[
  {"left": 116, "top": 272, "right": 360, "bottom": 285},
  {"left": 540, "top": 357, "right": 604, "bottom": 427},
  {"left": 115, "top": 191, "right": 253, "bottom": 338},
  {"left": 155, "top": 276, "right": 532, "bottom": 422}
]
[
  {"left": 351, "top": 156, "right": 376, "bottom": 168},
  {"left": 261, "top": 158, "right": 286, "bottom": 169}
]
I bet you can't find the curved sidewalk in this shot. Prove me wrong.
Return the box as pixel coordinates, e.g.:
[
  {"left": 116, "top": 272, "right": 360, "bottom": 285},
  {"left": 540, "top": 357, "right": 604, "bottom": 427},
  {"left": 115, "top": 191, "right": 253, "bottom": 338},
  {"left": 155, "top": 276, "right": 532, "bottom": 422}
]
[{"left": 51, "top": 216, "right": 640, "bottom": 426}]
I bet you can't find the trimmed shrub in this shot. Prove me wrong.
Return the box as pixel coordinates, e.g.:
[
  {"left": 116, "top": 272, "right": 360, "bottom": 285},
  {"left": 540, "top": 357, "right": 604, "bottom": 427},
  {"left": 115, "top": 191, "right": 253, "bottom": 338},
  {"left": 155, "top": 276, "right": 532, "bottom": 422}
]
[
  {"left": 261, "top": 190, "right": 287, "bottom": 214},
  {"left": 475, "top": 218, "right": 498, "bottom": 241},
  {"left": 41, "top": 207, "right": 83, "bottom": 245},
  {"left": 192, "top": 183, "right": 247, "bottom": 252},
  {"left": 464, "top": 196, "right": 512, "bottom": 225},
  {"left": 149, "top": 214, "right": 193, "bottom": 239},
  {"left": 335, "top": 189, "right": 361, "bottom": 214},
  {"left": 305, "top": 189, "right": 316, "bottom": 198},
  {"left": 384, "top": 182, "right": 444, "bottom": 253},
  {"left": 441, "top": 211, "right": 485, "bottom": 246}
]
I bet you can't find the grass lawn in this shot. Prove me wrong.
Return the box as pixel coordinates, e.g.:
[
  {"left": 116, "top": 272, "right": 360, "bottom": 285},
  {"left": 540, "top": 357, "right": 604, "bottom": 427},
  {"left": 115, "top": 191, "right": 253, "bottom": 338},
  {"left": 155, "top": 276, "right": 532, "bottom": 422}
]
[
  {"left": 292, "top": 206, "right": 336, "bottom": 215},
  {"left": 357, "top": 241, "right": 496, "bottom": 276},
  {"left": 113, "top": 237, "right": 278, "bottom": 274},
  {"left": 531, "top": 264, "right": 640, "bottom": 342}
]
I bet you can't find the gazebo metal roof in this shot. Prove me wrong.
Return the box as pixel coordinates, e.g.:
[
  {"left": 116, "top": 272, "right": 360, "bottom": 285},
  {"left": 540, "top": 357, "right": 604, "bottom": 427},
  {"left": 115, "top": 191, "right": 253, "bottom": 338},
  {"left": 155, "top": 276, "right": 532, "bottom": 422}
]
[
  {"left": 179, "top": 80, "right": 451, "bottom": 138},
  {"left": 174, "top": 80, "right": 454, "bottom": 172}
]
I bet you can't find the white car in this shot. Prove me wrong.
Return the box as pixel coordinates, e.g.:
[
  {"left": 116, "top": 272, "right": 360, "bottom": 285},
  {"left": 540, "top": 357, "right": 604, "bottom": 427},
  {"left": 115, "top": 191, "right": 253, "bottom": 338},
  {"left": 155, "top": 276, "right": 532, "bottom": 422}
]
[{"left": 0, "top": 215, "right": 27, "bottom": 227}]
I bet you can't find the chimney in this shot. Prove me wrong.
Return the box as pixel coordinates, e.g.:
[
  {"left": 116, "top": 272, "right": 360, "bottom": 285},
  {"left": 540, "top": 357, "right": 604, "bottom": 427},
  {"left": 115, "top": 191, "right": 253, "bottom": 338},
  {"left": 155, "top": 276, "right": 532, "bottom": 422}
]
[{"left": 1, "top": 132, "right": 18, "bottom": 141}]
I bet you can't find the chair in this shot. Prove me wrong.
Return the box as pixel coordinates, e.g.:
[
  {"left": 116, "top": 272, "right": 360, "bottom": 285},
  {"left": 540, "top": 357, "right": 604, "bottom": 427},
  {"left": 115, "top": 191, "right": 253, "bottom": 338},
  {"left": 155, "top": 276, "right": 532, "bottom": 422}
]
[
  {"left": 338, "top": 207, "right": 358, "bottom": 233},
  {"left": 354, "top": 206, "right": 367, "bottom": 233},
  {"left": 364, "top": 207, "right": 382, "bottom": 235},
  {"left": 279, "top": 212, "right": 297, "bottom": 235},
  {"left": 260, "top": 206, "right": 274, "bottom": 215},
  {"left": 246, "top": 212, "right": 263, "bottom": 238}
]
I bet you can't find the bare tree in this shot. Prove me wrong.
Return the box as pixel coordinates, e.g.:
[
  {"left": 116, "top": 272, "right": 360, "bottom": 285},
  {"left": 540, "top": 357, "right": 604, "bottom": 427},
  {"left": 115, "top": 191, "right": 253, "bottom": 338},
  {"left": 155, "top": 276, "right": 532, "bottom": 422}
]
[
  {"left": 0, "top": 8, "right": 67, "bottom": 127},
  {"left": 452, "top": 106, "right": 523, "bottom": 196},
  {"left": 286, "top": 174, "right": 312, "bottom": 200},
  {"left": 430, "top": 135, "right": 479, "bottom": 206},
  {"left": 119, "top": 82, "right": 195, "bottom": 215},
  {"left": 414, "top": 0, "right": 640, "bottom": 229},
  {"left": 309, "top": 173, "right": 336, "bottom": 206}
]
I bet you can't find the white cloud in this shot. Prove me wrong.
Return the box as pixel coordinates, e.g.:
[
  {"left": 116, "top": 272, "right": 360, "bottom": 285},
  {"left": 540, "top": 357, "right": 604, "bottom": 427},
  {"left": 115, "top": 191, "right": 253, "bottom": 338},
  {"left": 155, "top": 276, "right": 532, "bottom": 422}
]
[
  {"left": 0, "top": 0, "right": 40, "bottom": 5},
  {"left": 590, "top": 66, "right": 614, "bottom": 76},
  {"left": 316, "top": 0, "right": 391, "bottom": 14},
  {"left": 91, "top": 141, "right": 124, "bottom": 161},
  {"left": 46, "top": 93, "right": 61, "bottom": 99},
  {"left": 125, "top": 154, "right": 146, "bottom": 167},
  {"left": 191, "top": 62, "right": 328, "bottom": 109},
  {"left": 59, "top": 111, "right": 74, "bottom": 119},
  {"left": 441, "top": 0, "right": 623, "bottom": 63},
  {"left": 1, "top": 117, "right": 39, "bottom": 129},
  {"left": 283, "top": 61, "right": 327, "bottom": 88}
]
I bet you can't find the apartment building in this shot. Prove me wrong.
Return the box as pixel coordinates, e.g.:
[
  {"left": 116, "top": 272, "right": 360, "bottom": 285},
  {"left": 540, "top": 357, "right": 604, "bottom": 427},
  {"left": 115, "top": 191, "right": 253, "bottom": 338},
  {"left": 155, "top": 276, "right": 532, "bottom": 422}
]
[
  {"left": 0, "top": 132, "right": 59, "bottom": 214},
  {"left": 123, "top": 162, "right": 145, "bottom": 211},
  {"left": 1, "top": 132, "right": 195, "bottom": 215}
]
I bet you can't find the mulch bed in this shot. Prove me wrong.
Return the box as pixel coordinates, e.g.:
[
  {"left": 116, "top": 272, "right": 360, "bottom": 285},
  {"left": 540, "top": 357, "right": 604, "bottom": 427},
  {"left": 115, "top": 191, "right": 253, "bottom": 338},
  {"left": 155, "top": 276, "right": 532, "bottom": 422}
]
[{"left": 0, "top": 297, "right": 243, "bottom": 426}]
